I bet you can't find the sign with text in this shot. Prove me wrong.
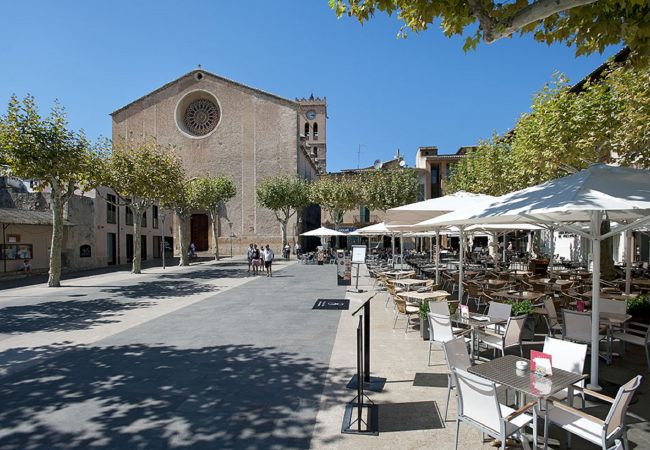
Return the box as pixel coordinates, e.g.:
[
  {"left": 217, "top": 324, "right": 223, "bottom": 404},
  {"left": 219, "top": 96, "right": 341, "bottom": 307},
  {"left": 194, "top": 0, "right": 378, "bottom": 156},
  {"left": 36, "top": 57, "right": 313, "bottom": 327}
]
[
  {"left": 337, "top": 250, "right": 351, "bottom": 285},
  {"left": 351, "top": 245, "right": 367, "bottom": 264}
]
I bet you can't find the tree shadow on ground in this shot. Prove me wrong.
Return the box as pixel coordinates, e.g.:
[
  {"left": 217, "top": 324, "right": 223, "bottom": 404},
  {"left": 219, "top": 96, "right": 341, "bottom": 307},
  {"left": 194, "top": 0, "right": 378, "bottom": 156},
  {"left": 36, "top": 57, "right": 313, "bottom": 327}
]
[
  {"left": 0, "top": 299, "right": 147, "bottom": 334},
  {"left": 0, "top": 343, "right": 346, "bottom": 450},
  {"left": 101, "top": 279, "right": 218, "bottom": 300},
  {"left": 161, "top": 268, "right": 250, "bottom": 281}
]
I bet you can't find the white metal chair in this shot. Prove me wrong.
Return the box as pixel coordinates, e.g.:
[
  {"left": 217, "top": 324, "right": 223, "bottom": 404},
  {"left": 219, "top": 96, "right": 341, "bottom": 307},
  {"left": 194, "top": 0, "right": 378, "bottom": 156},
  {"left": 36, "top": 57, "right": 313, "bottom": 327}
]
[
  {"left": 427, "top": 312, "right": 469, "bottom": 366},
  {"left": 543, "top": 336, "right": 587, "bottom": 407},
  {"left": 547, "top": 375, "right": 642, "bottom": 450},
  {"left": 428, "top": 299, "right": 450, "bottom": 316},
  {"left": 453, "top": 368, "right": 534, "bottom": 450},
  {"left": 562, "top": 308, "right": 607, "bottom": 351},
  {"left": 477, "top": 315, "right": 527, "bottom": 358},
  {"left": 485, "top": 301, "right": 512, "bottom": 333},
  {"left": 539, "top": 296, "right": 563, "bottom": 337},
  {"left": 609, "top": 321, "right": 650, "bottom": 371}
]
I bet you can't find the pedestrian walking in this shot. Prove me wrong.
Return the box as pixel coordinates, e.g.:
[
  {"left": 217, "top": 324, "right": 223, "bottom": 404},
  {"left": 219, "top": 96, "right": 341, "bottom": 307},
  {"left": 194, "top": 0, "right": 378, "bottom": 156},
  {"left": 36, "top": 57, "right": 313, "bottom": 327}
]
[
  {"left": 188, "top": 242, "right": 196, "bottom": 261},
  {"left": 284, "top": 243, "right": 291, "bottom": 260},
  {"left": 295, "top": 242, "right": 301, "bottom": 257},
  {"left": 252, "top": 244, "right": 261, "bottom": 275},
  {"left": 264, "top": 244, "right": 274, "bottom": 277},
  {"left": 246, "top": 243, "right": 254, "bottom": 273}
]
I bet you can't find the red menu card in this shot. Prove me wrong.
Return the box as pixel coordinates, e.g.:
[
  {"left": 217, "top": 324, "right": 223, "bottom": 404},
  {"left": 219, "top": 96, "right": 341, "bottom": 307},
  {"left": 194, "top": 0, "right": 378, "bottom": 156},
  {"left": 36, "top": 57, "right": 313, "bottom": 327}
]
[{"left": 530, "top": 350, "right": 553, "bottom": 377}]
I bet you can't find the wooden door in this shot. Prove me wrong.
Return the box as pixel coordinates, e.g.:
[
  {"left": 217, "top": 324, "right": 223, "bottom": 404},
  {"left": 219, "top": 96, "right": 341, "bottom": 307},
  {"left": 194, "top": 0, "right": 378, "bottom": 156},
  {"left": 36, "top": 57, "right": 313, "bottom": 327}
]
[{"left": 191, "top": 214, "right": 209, "bottom": 251}]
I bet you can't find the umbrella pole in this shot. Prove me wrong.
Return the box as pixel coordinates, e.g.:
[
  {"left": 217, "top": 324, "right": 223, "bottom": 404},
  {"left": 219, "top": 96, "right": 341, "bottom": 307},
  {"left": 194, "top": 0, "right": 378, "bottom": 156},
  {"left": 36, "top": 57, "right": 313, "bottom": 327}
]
[
  {"left": 430, "top": 236, "right": 433, "bottom": 263},
  {"left": 458, "top": 226, "right": 465, "bottom": 304},
  {"left": 391, "top": 234, "right": 395, "bottom": 268},
  {"left": 549, "top": 226, "right": 555, "bottom": 272},
  {"left": 400, "top": 233, "right": 404, "bottom": 269},
  {"left": 625, "top": 229, "right": 632, "bottom": 295},
  {"left": 435, "top": 229, "right": 440, "bottom": 286},
  {"left": 588, "top": 211, "right": 602, "bottom": 391}
]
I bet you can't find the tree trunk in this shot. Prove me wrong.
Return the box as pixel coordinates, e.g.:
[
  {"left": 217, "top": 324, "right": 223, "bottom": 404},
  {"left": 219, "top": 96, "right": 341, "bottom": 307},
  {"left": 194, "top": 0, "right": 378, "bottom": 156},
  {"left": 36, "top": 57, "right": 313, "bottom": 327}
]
[
  {"left": 48, "top": 190, "right": 64, "bottom": 287},
  {"left": 132, "top": 207, "right": 143, "bottom": 274},
  {"left": 280, "top": 218, "right": 288, "bottom": 248},
  {"left": 211, "top": 210, "right": 219, "bottom": 260},
  {"left": 600, "top": 219, "right": 616, "bottom": 281},
  {"left": 178, "top": 213, "right": 189, "bottom": 266}
]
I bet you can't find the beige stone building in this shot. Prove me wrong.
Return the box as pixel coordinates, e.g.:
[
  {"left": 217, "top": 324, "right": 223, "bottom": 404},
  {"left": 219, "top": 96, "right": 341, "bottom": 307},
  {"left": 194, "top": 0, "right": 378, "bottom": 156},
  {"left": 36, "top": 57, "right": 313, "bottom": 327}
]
[
  {"left": 111, "top": 69, "right": 323, "bottom": 255},
  {"left": 0, "top": 177, "right": 173, "bottom": 273}
]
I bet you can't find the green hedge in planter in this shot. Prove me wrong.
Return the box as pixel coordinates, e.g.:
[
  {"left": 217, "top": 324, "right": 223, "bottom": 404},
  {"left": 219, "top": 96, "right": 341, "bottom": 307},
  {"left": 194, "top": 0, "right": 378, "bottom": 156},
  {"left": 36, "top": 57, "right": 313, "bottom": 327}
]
[
  {"left": 627, "top": 295, "right": 650, "bottom": 318},
  {"left": 505, "top": 299, "right": 535, "bottom": 316}
]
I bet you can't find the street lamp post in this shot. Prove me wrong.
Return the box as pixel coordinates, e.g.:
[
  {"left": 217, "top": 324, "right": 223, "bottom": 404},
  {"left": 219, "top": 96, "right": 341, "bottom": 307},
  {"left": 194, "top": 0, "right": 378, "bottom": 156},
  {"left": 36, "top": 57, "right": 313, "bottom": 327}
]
[
  {"left": 227, "top": 220, "right": 233, "bottom": 258},
  {"left": 160, "top": 212, "right": 167, "bottom": 270}
]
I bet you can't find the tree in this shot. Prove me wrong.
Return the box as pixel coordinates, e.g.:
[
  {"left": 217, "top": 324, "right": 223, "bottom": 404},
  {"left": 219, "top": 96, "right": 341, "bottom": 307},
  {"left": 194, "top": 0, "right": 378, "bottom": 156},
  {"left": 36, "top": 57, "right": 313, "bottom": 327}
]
[
  {"left": 310, "top": 175, "right": 361, "bottom": 229},
  {"left": 360, "top": 168, "right": 419, "bottom": 211},
  {"left": 256, "top": 175, "right": 311, "bottom": 247},
  {"left": 0, "top": 95, "right": 93, "bottom": 287},
  {"left": 99, "top": 137, "right": 184, "bottom": 274},
  {"left": 329, "top": 0, "right": 650, "bottom": 58},
  {"left": 447, "top": 135, "right": 515, "bottom": 196},
  {"left": 448, "top": 62, "right": 650, "bottom": 278},
  {"left": 189, "top": 175, "right": 237, "bottom": 260},
  {"left": 162, "top": 176, "right": 197, "bottom": 267}
]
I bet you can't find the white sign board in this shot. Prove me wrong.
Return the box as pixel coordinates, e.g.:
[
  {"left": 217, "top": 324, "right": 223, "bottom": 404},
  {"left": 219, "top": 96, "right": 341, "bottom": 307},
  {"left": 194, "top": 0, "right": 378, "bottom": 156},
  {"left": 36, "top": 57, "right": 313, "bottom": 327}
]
[{"left": 351, "top": 245, "right": 367, "bottom": 264}]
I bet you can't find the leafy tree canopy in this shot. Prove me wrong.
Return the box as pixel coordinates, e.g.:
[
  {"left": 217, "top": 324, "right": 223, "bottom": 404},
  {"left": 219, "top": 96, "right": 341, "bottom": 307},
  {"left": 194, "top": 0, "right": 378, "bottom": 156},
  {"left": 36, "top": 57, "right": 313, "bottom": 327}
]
[
  {"left": 256, "top": 175, "right": 311, "bottom": 218},
  {"left": 189, "top": 175, "right": 237, "bottom": 212},
  {"left": 360, "top": 168, "right": 419, "bottom": 211},
  {"left": 0, "top": 94, "right": 93, "bottom": 192},
  {"left": 329, "top": 0, "right": 650, "bottom": 58},
  {"left": 310, "top": 175, "right": 361, "bottom": 226},
  {"left": 448, "top": 62, "right": 650, "bottom": 195},
  {"left": 99, "top": 137, "right": 184, "bottom": 208}
]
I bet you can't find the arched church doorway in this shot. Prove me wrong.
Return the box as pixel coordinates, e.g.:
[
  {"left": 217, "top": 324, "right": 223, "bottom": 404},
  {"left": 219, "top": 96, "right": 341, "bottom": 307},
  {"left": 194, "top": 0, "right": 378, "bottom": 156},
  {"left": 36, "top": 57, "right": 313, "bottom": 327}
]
[{"left": 191, "top": 214, "right": 209, "bottom": 251}]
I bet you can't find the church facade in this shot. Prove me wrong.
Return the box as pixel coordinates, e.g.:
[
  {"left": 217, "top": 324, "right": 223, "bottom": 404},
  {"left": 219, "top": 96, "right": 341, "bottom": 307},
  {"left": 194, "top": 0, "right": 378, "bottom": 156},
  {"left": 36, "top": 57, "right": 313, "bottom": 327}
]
[{"left": 111, "top": 69, "right": 325, "bottom": 255}]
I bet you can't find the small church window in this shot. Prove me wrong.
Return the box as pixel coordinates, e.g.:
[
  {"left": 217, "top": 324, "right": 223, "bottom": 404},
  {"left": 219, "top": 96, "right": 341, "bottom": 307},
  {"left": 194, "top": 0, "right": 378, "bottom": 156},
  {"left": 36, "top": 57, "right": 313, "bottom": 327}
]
[
  {"left": 304, "top": 123, "right": 310, "bottom": 139},
  {"left": 313, "top": 122, "right": 319, "bottom": 139}
]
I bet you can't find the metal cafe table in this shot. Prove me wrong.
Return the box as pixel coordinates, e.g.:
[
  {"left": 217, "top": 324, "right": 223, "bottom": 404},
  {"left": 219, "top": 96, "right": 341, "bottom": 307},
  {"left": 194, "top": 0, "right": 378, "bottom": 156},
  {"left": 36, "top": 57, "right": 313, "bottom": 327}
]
[
  {"left": 491, "top": 290, "right": 546, "bottom": 303},
  {"left": 397, "top": 290, "right": 450, "bottom": 304},
  {"left": 393, "top": 278, "right": 429, "bottom": 291},
  {"left": 450, "top": 312, "right": 507, "bottom": 362},
  {"left": 468, "top": 354, "right": 584, "bottom": 450}
]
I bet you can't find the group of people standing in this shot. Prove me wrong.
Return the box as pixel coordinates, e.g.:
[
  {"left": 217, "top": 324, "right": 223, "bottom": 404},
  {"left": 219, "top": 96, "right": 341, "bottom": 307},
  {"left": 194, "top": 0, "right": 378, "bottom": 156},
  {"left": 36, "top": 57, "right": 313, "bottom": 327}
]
[{"left": 247, "top": 243, "right": 275, "bottom": 277}]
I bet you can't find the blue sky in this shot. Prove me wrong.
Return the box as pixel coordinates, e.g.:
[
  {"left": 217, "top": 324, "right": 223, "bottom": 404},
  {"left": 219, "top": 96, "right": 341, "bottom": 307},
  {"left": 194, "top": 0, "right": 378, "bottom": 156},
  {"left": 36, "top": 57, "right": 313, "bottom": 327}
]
[{"left": 0, "top": 1, "right": 620, "bottom": 171}]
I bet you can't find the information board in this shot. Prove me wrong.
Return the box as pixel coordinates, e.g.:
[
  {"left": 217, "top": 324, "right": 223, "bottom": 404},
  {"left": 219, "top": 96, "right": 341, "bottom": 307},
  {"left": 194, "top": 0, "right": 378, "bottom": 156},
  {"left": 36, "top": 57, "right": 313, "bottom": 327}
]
[
  {"left": 337, "top": 250, "right": 351, "bottom": 286},
  {"left": 351, "top": 245, "right": 367, "bottom": 264}
]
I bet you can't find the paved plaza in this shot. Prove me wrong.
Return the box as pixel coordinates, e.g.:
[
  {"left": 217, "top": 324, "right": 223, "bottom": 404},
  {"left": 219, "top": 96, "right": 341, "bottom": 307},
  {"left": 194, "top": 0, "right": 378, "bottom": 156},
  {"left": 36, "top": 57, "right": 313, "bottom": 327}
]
[{"left": 0, "top": 261, "right": 648, "bottom": 449}]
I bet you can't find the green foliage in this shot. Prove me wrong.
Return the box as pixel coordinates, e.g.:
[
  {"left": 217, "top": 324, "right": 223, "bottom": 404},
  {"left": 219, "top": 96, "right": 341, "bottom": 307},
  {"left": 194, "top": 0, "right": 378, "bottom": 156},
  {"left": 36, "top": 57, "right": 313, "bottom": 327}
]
[
  {"left": 627, "top": 295, "right": 650, "bottom": 317},
  {"left": 0, "top": 94, "right": 93, "bottom": 193},
  {"left": 447, "top": 135, "right": 514, "bottom": 196},
  {"left": 98, "top": 137, "right": 185, "bottom": 273},
  {"left": 189, "top": 175, "right": 237, "bottom": 213},
  {"left": 310, "top": 175, "right": 361, "bottom": 227},
  {"left": 256, "top": 175, "right": 311, "bottom": 218},
  {"left": 257, "top": 175, "right": 311, "bottom": 246},
  {"left": 448, "top": 64, "right": 650, "bottom": 195},
  {"left": 0, "top": 94, "right": 94, "bottom": 286},
  {"left": 360, "top": 169, "right": 419, "bottom": 211},
  {"left": 99, "top": 138, "right": 184, "bottom": 208},
  {"left": 329, "top": 0, "right": 650, "bottom": 59},
  {"left": 506, "top": 299, "right": 534, "bottom": 316}
]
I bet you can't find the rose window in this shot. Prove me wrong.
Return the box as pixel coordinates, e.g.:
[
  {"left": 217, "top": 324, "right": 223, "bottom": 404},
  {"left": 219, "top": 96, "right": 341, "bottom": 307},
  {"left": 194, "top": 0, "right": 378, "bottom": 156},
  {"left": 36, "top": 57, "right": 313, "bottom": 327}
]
[{"left": 183, "top": 99, "right": 220, "bottom": 136}]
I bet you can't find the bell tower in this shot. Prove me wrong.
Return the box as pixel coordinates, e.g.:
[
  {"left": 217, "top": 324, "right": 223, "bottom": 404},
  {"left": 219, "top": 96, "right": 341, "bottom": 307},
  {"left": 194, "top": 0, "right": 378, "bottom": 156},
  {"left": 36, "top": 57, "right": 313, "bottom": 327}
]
[{"left": 297, "top": 94, "right": 327, "bottom": 172}]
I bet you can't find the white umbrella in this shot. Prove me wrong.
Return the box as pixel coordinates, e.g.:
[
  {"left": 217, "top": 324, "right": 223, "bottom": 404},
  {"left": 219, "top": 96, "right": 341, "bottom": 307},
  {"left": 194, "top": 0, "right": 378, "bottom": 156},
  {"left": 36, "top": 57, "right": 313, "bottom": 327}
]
[
  {"left": 386, "top": 191, "right": 495, "bottom": 225},
  {"left": 416, "top": 164, "right": 650, "bottom": 389},
  {"left": 388, "top": 192, "right": 496, "bottom": 284},
  {"left": 300, "top": 226, "right": 347, "bottom": 237}
]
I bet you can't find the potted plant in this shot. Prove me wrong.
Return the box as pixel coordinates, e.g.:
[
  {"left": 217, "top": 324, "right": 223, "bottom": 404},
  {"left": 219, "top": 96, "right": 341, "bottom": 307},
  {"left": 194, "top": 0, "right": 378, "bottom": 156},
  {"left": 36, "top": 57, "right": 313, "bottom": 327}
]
[
  {"left": 419, "top": 300, "right": 430, "bottom": 341},
  {"left": 627, "top": 294, "right": 650, "bottom": 323},
  {"left": 506, "top": 299, "right": 536, "bottom": 340}
]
